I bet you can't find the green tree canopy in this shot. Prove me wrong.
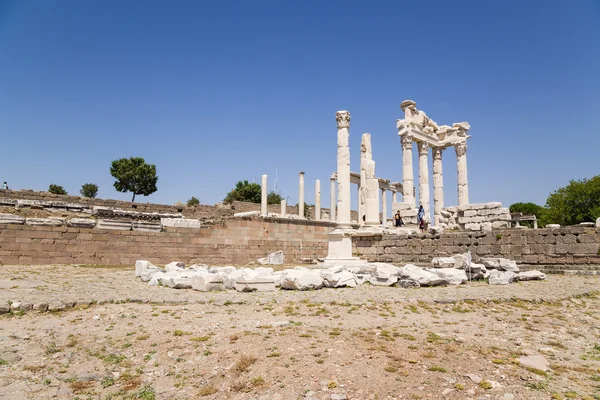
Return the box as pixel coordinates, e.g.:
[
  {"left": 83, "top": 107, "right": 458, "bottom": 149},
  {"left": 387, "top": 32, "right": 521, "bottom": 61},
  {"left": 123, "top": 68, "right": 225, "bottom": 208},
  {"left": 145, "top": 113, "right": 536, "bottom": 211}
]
[
  {"left": 223, "top": 180, "right": 261, "bottom": 204},
  {"left": 187, "top": 196, "right": 200, "bottom": 206},
  {"left": 509, "top": 202, "right": 547, "bottom": 228},
  {"left": 267, "top": 191, "right": 283, "bottom": 205},
  {"left": 80, "top": 183, "right": 98, "bottom": 198},
  {"left": 544, "top": 175, "right": 600, "bottom": 226},
  {"left": 48, "top": 184, "right": 67, "bottom": 195},
  {"left": 110, "top": 157, "right": 158, "bottom": 202}
]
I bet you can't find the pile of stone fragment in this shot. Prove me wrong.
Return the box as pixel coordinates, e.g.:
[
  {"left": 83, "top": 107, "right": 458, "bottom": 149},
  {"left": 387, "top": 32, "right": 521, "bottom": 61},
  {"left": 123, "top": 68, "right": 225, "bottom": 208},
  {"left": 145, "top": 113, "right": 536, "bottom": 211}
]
[{"left": 134, "top": 254, "right": 545, "bottom": 292}]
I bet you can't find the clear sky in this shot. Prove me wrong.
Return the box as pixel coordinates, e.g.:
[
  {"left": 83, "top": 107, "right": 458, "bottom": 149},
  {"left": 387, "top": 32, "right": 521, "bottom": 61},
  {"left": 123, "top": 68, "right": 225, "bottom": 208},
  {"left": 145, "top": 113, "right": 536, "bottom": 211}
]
[{"left": 1, "top": 1, "right": 599, "bottom": 212}]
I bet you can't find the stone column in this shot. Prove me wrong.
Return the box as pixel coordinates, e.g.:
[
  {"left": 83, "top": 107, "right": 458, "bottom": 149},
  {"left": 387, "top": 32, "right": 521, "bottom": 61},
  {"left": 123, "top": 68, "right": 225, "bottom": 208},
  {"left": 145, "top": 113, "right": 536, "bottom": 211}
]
[
  {"left": 298, "top": 171, "right": 305, "bottom": 218},
  {"left": 455, "top": 142, "right": 469, "bottom": 206},
  {"left": 401, "top": 135, "right": 415, "bottom": 207},
  {"left": 280, "top": 199, "right": 287, "bottom": 217},
  {"left": 357, "top": 185, "right": 363, "bottom": 225},
  {"left": 418, "top": 141, "right": 430, "bottom": 218},
  {"left": 364, "top": 160, "right": 380, "bottom": 226},
  {"left": 335, "top": 111, "right": 352, "bottom": 229},
  {"left": 359, "top": 133, "right": 372, "bottom": 226},
  {"left": 392, "top": 190, "right": 398, "bottom": 204},
  {"left": 432, "top": 147, "right": 444, "bottom": 226},
  {"left": 261, "top": 174, "right": 268, "bottom": 217},
  {"left": 381, "top": 188, "right": 387, "bottom": 226},
  {"left": 315, "top": 179, "right": 321, "bottom": 221},
  {"left": 329, "top": 177, "right": 336, "bottom": 222}
]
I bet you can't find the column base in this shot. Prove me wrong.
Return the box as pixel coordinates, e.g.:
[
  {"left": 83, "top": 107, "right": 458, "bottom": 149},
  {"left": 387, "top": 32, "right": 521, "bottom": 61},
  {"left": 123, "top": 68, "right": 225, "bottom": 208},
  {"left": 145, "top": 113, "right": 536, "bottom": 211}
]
[{"left": 323, "top": 228, "right": 360, "bottom": 265}]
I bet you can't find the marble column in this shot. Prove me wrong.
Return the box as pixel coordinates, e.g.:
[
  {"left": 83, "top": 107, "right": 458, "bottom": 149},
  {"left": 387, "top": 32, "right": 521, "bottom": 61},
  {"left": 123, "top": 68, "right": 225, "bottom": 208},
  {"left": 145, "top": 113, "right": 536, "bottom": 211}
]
[
  {"left": 298, "top": 171, "right": 305, "bottom": 218},
  {"left": 381, "top": 188, "right": 387, "bottom": 226},
  {"left": 280, "top": 199, "right": 287, "bottom": 217},
  {"left": 432, "top": 147, "right": 444, "bottom": 226},
  {"left": 329, "top": 177, "right": 336, "bottom": 222},
  {"left": 364, "top": 160, "right": 380, "bottom": 226},
  {"left": 418, "top": 141, "right": 430, "bottom": 218},
  {"left": 315, "top": 179, "right": 321, "bottom": 221},
  {"left": 358, "top": 185, "right": 364, "bottom": 225},
  {"left": 392, "top": 190, "right": 398, "bottom": 204},
  {"left": 260, "top": 174, "right": 268, "bottom": 217},
  {"left": 455, "top": 142, "right": 469, "bottom": 206},
  {"left": 335, "top": 111, "right": 352, "bottom": 229},
  {"left": 401, "top": 135, "right": 415, "bottom": 207}
]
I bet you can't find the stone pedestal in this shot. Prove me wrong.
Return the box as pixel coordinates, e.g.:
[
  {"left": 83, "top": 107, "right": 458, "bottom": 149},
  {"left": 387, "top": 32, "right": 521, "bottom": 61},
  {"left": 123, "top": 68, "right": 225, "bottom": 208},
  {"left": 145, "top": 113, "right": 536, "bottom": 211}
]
[
  {"left": 455, "top": 143, "right": 469, "bottom": 206},
  {"left": 298, "top": 171, "right": 305, "bottom": 217},
  {"left": 315, "top": 179, "right": 321, "bottom": 221},
  {"left": 432, "top": 147, "right": 444, "bottom": 226},
  {"left": 401, "top": 135, "right": 415, "bottom": 207},
  {"left": 261, "top": 174, "right": 268, "bottom": 217},
  {"left": 418, "top": 142, "right": 430, "bottom": 219}
]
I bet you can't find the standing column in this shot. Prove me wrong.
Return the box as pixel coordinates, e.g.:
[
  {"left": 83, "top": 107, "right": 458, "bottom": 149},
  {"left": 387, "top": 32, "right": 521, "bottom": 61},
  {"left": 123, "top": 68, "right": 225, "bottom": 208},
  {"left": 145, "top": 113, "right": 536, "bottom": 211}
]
[
  {"left": 432, "top": 147, "right": 444, "bottom": 226},
  {"left": 335, "top": 111, "right": 352, "bottom": 229},
  {"left": 298, "top": 171, "right": 305, "bottom": 217},
  {"left": 315, "top": 179, "right": 321, "bottom": 221},
  {"left": 392, "top": 190, "right": 398, "bottom": 204},
  {"left": 280, "top": 199, "right": 287, "bottom": 217},
  {"left": 418, "top": 141, "right": 430, "bottom": 218},
  {"left": 455, "top": 142, "right": 469, "bottom": 206},
  {"left": 358, "top": 185, "right": 364, "bottom": 225},
  {"left": 381, "top": 188, "right": 387, "bottom": 226},
  {"left": 329, "top": 177, "right": 336, "bottom": 222},
  {"left": 401, "top": 135, "right": 415, "bottom": 207},
  {"left": 260, "top": 174, "right": 268, "bottom": 217}
]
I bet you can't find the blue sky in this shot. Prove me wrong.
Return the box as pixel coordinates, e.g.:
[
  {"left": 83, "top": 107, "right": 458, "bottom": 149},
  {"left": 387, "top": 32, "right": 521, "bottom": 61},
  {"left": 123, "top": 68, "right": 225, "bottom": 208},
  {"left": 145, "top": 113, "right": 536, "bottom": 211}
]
[{"left": 1, "top": 1, "right": 599, "bottom": 211}]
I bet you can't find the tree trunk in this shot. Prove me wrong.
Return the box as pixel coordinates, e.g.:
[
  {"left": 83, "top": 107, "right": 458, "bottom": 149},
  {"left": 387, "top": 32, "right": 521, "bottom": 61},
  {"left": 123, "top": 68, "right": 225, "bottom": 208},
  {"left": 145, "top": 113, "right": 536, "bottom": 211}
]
[{"left": 132, "top": 193, "right": 136, "bottom": 202}]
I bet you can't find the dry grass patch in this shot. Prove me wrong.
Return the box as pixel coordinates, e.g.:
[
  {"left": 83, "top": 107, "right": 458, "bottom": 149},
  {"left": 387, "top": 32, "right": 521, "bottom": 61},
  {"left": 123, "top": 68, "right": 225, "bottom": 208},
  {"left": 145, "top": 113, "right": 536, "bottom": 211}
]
[
  {"left": 70, "top": 380, "right": 95, "bottom": 393},
  {"left": 235, "top": 354, "right": 258, "bottom": 373},
  {"left": 198, "top": 385, "right": 219, "bottom": 396}
]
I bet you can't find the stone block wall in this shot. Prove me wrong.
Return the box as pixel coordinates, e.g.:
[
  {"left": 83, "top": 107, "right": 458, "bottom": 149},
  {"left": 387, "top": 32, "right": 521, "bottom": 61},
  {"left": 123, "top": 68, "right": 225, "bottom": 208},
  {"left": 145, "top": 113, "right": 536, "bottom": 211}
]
[
  {"left": 353, "top": 226, "right": 600, "bottom": 274},
  {"left": 0, "top": 217, "right": 333, "bottom": 266},
  {"left": 441, "top": 202, "right": 511, "bottom": 231}
]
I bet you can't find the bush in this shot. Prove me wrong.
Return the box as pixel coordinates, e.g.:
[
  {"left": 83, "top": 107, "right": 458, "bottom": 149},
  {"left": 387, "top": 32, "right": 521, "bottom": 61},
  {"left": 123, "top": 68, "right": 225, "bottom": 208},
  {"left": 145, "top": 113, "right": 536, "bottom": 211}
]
[
  {"left": 80, "top": 183, "right": 98, "bottom": 198},
  {"left": 187, "top": 197, "right": 200, "bottom": 206},
  {"left": 544, "top": 175, "right": 600, "bottom": 226},
  {"left": 48, "top": 184, "right": 67, "bottom": 195}
]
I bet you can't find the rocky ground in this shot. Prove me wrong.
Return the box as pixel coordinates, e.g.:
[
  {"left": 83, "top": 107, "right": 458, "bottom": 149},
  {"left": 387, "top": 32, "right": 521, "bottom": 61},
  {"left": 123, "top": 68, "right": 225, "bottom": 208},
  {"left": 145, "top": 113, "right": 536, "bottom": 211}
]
[{"left": 1, "top": 265, "right": 600, "bottom": 400}]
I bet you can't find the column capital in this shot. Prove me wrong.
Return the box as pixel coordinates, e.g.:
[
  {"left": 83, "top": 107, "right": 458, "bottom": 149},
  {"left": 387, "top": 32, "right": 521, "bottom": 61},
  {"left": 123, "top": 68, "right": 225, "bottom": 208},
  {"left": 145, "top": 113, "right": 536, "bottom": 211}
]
[
  {"left": 417, "top": 141, "right": 429, "bottom": 156},
  {"left": 455, "top": 142, "right": 467, "bottom": 157},
  {"left": 432, "top": 147, "right": 443, "bottom": 160},
  {"left": 335, "top": 110, "right": 351, "bottom": 129},
  {"left": 400, "top": 135, "right": 413, "bottom": 150}
]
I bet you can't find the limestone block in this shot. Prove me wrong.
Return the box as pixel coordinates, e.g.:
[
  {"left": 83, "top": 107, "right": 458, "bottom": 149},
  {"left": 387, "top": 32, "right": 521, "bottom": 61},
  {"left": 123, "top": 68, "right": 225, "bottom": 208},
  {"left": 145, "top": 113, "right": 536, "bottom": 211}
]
[
  {"left": 463, "top": 210, "right": 477, "bottom": 217},
  {"left": 148, "top": 271, "right": 165, "bottom": 286},
  {"left": 257, "top": 251, "right": 284, "bottom": 265},
  {"left": 464, "top": 223, "right": 481, "bottom": 231},
  {"left": 492, "top": 221, "right": 509, "bottom": 229},
  {"left": 135, "top": 260, "right": 152, "bottom": 277},
  {"left": 320, "top": 267, "right": 358, "bottom": 288},
  {"left": 426, "top": 268, "right": 468, "bottom": 285},
  {"left": 96, "top": 219, "right": 132, "bottom": 230},
  {"left": 25, "top": 217, "right": 65, "bottom": 226},
  {"left": 0, "top": 213, "right": 25, "bottom": 224},
  {"left": 596, "top": 218, "right": 600, "bottom": 228},
  {"left": 141, "top": 266, "right": 164, "bottom": 282},
  {"left": 165, "top": 261, "right": 185, "bottom": 272},
  {"left": 191, "top": 273, "right": 226, "bottom": 291},
  {"left": 398, "top": 264, "right": 446, "bottom": 286},
  {"left": 488, "top": 270, "right": 517, "bottom": 285},
  {"left": 391, "top": 202, "right": 413, "bottom": 211},
  {"left": 517, "top": 270, "right": 546, "bottom": 281},
  {"left": 280, "top": 270, "right": 324, "bottom": 290},
  {"left": 235, "top": 276, "right": 276, "bottom": 292},
  {"left": 431, "top": 257, "right": 456, "bottom": 268},
  {"left": 209, "top": 266, "right": 237, "bottom": 274},
  {"left": 580, "top": 222, "right": 595, "bottom": 227},
  {"left": 399, "top": 209, "right": 418, "bottom": 218},
  {"left": 465, "top": 263, "right": 487, "bottom": 280},
  {"left": 132, "top": 221, "right": 162, "bottom": 232},
  {"left": 480, "top": 258, "right": 519, "bottom": 272},
  {"left": 546, "top": 224, "right": 560, "bottom": 229},
  {"left": 481, "top": 222, "right": 492, "bottom": 232},
  {"left": 484, "top": 202, "right": 503, "bottom": 209},
  {"left": 66, "top": 218, "right": 96, "bottom": 228},
  {"left": 233, "top": 211, "right": 260, "bottom": 217},
  {"left": 0, "top": 198, "right": 18, "bottom": 206},
  {"left": 17, "top": 199, "right": 51, "bottom": 208},
  {"left": 160, "top": 218, "right": 201, "bottom": 228}
]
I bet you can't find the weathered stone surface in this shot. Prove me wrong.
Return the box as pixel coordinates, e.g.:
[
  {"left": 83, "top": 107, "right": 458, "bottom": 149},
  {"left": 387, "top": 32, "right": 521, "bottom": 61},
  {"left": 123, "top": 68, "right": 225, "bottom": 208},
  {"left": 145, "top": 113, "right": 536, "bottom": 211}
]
[
  {"left": 431, "top": 257, "right": 456, "bottom": 268},
  {"left": 320, "top": 267, "right": 358, "bottom": 288},
  {"left": 232, "top": 211, "right": 260, "bottom": 217},
  {"left": 96, "top": 219, "right": 132, "bottom": 230},
  {"left": 0, "top": 198, "right": 18, "bottom": 206},
  {"left": 546, "top": 224, "right": 560, "bottom": 229},
  {"left": 161, "top": 218, "right": 202, "bottom": 228},
  {"left": 235, "top": 276, "right": 276, "bottom": 292},
  {"left": 165, "top": 261, "right": 185, "bottom": 272},
  {"left": 398, "top": 279, "right": 420, "bottom": 288},
  {"left": 517, "top": 355, "right": 549, "bottom": 371},
  {"left": 488, "top": 270, "right": 517, "bottom": 285},
  {"left": 191, "top": 273, "right": 226, "bottom": 291},
  {"left": 25, "top": 217, "right": 65, "bottom": 226},
  {"left": 426, "top": 268, "right": 468, "bottom": 285},
  {"left": 66, "top": 218, "right": 96, "bottom": 228},
  {"left": 480, "top": 258, "right": 519, "bottom": 272},
  {"left": 517, "top": 270, "right": 546, "bottom": 281},
  {"left": 209, "top": 266, "right": 237, "bottom": 275},
  {"left": 281, "top": 269, "right": 324, "bottom": 290},
  {"left": 0, "top": 213, "right": 25, "bottom": 224},
  {"left": 135, "top": 260, "right": 152, "bottom": 277},
  {"left": 596, "top": 217, "right": 600, "bottom": 228},
  {"left": 257, "top": 251, "right": 284, "bottom": 265},
  {"left": 132, "top": 221, "right": 162, "bottom": 232},
  {"left": 398, "top": 264, "right": 446, "bottom": 286}
]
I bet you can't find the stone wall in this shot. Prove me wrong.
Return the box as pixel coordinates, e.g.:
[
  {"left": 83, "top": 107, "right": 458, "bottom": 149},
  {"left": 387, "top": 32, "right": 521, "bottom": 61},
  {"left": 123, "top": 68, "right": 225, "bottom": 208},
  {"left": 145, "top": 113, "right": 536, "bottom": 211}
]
[
  {"left": 353, "top": 226, "right": 600, "bottom": 274},
  {"left": 0, "top": 217, "right": 333, "bottom": 266}
]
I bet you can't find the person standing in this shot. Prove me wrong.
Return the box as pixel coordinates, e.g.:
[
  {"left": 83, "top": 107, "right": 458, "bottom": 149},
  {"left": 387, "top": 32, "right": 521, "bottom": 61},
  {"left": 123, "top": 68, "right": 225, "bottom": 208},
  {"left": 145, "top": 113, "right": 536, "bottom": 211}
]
[
  {"left": 417, "top": 205, "right": 424, "bottom": 224},
  {"left": 394, "top": 211, "right": 404, "bottom": 227},
  {"left": 2, "top": 182, "right": 7, "bottom": 190}
]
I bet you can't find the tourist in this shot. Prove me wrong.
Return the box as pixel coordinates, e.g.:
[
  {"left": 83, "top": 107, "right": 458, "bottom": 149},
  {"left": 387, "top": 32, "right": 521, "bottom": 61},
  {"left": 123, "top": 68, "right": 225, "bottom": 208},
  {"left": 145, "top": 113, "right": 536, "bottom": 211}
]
[
  {"left": 417, "top": 205, "right": 424, "bottom": 224},
  {"left": 2, "top": 182, "right": 7, "bottom": 190},
  {"left": 394, "top": 211, "right": 404, "bottom": 227},
  {"left": 419, "top": 217, "right": 426, "bottom": 233}
]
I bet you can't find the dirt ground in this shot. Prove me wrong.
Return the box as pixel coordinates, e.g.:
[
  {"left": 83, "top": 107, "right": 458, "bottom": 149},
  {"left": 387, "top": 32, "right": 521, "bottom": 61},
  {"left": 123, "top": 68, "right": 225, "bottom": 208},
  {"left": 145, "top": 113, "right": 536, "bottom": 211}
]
[{"left": 1, "top": 266, "right": 600, "bottom": 400}]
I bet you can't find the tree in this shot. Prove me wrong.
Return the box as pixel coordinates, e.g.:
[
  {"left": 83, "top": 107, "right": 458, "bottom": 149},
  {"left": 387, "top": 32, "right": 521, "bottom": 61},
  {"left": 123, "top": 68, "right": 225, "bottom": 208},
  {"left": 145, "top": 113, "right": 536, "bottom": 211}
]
[
  {"left": 110, "top": 157, "right": 158, "bottom": 202},
  {"left": 187, "top": 196, "right": 200, "bottom": 206},
  {"left": 223, "top": 180, "right": 261, "bottom": 204},
  {"left": 267, "top": 191, "right": 283, "bottom": 205},
  {"left": 509, "top": 202, "right": 547, "bottom": 227},
  {"left": 544, "top": 175, "right": 600, "bottom": 226},
  {"left": 80, "top": 183, "right": 98, "bottom": 198},
  {"left": 48, "top": 184, "right": 67, "bottom": 195}
]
